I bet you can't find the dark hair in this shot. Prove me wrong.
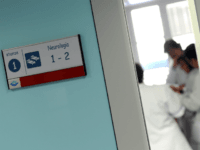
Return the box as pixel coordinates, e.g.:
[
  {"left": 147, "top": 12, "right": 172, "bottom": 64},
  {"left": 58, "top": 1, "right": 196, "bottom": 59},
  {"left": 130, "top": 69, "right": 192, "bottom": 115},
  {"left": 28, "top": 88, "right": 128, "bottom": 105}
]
[
  {"left": 184, "top": 44, "right": 197, "bottom": 60},
  {"left": 177, "top": 55, "right": 193, "bottom": 71},
  {"left": 164, "top": 39, "right": 182, "bottom": 53},
  {"left": 135, "top": 63, "right": 144, "bottom": 84}
]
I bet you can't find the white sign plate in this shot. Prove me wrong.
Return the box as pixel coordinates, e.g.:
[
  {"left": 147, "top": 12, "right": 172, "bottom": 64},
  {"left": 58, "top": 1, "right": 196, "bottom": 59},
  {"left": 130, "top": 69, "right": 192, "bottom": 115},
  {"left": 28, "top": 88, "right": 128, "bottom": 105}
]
[{"left": 2, "top": 35, "right": 86, "bottom": 89}]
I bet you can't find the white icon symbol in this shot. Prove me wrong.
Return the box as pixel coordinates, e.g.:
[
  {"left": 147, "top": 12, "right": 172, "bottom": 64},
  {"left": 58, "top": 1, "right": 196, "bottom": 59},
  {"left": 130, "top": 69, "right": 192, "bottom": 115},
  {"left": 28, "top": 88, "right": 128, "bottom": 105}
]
[
  {"left": 13, "top": 62, "right": 17, "bottom": 70},
  {"left": 27, "top": 59, "right": 36, "bottom": 65},
  {"left": 31, "top": 55, "right": 40, "bottom": 61},
  {"left": 26, "top": 55, "right": 40, "bottom": 65}
]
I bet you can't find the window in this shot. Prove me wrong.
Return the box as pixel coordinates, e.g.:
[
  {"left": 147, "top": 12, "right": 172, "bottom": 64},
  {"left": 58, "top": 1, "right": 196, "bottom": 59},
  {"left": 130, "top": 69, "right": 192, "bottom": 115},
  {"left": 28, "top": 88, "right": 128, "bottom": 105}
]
[
  {"left": 131, "top": 6, "right": 168, "bottom": 69},
  {"left": 173, "top": 33, "right": 195, "bottom": 50},
  {"left": 167, "top": 1, "right": 195, "bottom": 50},
  {"left": 124, "top": 0, "right": 195, "bottom": 85},
  {"left": 124, "top": 0, "right": 153, "bottom": 6}
]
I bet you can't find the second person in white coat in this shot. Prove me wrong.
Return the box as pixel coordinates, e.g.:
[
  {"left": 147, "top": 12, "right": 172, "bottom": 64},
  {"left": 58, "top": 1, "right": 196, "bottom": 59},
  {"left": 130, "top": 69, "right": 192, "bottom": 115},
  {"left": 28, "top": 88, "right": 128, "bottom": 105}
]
[
  {"left": 135, "top": 63, "right": 192, "bottom": 150},
  {"left": 164, "top": 39, "right": 188, "bottom": 85}
]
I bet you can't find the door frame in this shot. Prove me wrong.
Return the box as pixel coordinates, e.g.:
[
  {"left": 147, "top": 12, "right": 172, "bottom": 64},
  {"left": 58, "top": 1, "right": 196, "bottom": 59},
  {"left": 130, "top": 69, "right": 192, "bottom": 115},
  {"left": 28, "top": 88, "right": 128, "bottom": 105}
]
[{"left": 90, "top": 0, "right": 150, "bottom": 150}]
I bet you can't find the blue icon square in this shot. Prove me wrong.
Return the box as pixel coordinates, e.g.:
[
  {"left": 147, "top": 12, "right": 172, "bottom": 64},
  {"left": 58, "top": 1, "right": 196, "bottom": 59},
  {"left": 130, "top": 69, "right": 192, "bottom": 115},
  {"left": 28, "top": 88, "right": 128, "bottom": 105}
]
[{"left": 25, "top": 51, "right": 41, "bottom": 69}]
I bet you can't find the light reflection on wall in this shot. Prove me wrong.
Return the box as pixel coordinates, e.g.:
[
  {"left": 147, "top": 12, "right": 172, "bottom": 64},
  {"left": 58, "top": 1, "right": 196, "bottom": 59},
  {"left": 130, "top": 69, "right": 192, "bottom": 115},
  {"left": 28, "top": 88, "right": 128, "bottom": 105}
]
[
  {"left": 143, "top": 67, "right": 169, "bottom": 86},
  {"left": 125, "top": 0, "right": 153, "bottom": 6}
]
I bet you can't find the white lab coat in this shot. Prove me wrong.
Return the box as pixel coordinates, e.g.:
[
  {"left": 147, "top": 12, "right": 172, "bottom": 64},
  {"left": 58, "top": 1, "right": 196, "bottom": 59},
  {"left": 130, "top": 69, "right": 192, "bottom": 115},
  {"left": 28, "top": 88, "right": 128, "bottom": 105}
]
[
  {"left": 179, "top": 69, "right": 200, "bottom": 149},
  {"left": 139, "top": 84, "right": 192, "bottom": 150},
  {"left": 177, "top": 69, "right": 199, "bottom": 142},
  {"left": 184, "top": 69, "right": 199, "bottom": 93},
  {"left": 167, "top": 65, "right": 188, "bottom": 85}
]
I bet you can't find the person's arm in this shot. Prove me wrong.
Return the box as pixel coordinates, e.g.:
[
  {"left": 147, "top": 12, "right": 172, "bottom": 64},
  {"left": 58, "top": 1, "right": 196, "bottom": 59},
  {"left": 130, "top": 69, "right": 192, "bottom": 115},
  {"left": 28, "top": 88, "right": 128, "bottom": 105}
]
[
  {"left": 164, "top": 85, "right": 185, "bottom": 118},
  {"left": 170, "top": 84, "right": 185, "bottom": 94},
  {"left": 178, "top": 74, "right": 200, "bottom": 112},
  {"left": 180, "top": 92, "right": 200, "bottom": 112}
]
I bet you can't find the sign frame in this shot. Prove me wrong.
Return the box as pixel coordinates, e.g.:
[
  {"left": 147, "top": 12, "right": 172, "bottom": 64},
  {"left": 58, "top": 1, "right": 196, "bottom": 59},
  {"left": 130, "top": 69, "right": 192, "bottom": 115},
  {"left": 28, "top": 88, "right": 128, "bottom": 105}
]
[{"left": 2, "top": 34, "right": 87, "bottom": 90}]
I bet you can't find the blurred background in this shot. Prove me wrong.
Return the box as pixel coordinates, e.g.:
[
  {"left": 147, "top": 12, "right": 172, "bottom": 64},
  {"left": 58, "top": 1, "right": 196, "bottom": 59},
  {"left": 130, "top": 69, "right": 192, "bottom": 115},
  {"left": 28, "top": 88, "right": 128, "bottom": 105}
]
[{"left": 123, "top": 0, "right": 195, "bottom": 85}]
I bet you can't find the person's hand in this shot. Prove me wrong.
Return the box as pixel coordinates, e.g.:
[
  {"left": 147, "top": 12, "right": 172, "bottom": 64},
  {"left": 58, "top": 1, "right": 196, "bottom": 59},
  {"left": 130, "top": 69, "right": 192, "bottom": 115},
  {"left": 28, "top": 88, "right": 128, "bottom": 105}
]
[
  {"left": 179, "top": 84, "right": 185, "bottom": 91},
  {"left": 170, "top": 85, "right": 181, "bottom": 94}
]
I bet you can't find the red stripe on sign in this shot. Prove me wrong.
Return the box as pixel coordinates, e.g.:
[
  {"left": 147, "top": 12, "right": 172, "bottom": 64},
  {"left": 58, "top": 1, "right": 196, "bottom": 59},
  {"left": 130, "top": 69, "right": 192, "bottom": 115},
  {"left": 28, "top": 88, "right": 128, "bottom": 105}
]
[{"left": 20, "top": 66, "right": 85, "bottom": 87}]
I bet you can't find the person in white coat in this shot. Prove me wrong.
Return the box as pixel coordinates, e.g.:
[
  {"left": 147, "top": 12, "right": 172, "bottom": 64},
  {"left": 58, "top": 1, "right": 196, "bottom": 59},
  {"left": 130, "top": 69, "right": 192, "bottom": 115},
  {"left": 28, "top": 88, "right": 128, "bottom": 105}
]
[
  {"left": 165, "top": 39, "right": 190, "bottom": 136},
  {"left": 170, "top": 44, "right": 200, "bottom": 150},
  {"left": 164, "top": 39, "right": 188, "bottom": 85},
  {"left": 170, "top": 46, "right": 196, "bottom": 143},
  {"left": 135, "top": 63, "right": 192, "bottom": 150}
]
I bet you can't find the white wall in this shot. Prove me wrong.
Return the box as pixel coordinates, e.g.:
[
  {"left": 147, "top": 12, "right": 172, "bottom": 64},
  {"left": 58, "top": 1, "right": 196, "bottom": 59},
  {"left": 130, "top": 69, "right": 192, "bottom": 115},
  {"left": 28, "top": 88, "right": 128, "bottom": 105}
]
[{"left": 188, "top": 0, "right": 200, "bottom": 65}]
